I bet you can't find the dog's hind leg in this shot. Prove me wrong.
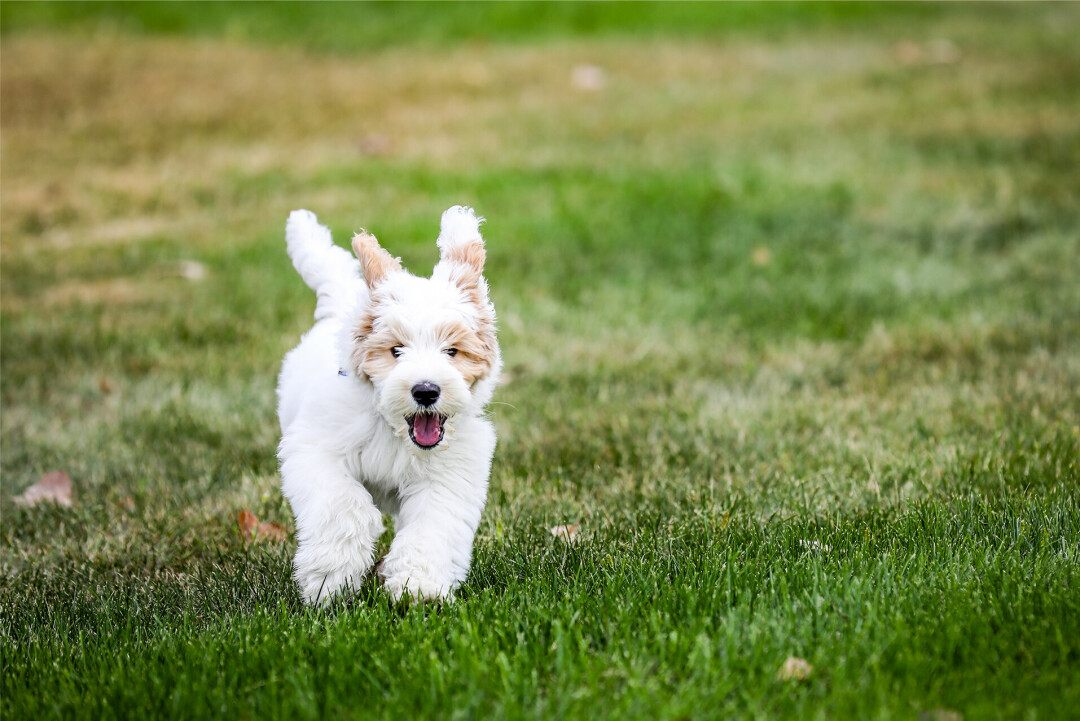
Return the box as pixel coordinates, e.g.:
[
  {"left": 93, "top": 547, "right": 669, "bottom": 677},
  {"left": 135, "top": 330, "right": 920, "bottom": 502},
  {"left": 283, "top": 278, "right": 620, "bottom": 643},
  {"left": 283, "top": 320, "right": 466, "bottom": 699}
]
[{"left": 280, "top": 448, "right": 384, "bottom": 605}]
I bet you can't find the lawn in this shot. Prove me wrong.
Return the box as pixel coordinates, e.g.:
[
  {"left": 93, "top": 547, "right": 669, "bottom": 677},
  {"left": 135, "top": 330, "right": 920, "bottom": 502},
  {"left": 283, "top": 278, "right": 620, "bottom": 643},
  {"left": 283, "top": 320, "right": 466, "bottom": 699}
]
[{"left": 2, "top": 3, "right": 1079, "bottom": 719}]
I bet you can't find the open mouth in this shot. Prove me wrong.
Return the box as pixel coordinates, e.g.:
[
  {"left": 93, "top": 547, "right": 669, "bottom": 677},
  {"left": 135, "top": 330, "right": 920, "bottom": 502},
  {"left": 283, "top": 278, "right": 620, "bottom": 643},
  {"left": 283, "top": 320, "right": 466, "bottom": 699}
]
[{"left": 406, "top": 412, "right": 447, "bottom": 449}]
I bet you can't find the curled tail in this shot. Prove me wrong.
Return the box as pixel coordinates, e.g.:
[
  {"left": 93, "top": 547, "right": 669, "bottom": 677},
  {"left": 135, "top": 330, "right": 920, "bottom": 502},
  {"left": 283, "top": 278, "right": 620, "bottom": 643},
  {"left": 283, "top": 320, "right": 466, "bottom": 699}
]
[{"left": 285, "top": 210, "right": 362, "bottom": 321}]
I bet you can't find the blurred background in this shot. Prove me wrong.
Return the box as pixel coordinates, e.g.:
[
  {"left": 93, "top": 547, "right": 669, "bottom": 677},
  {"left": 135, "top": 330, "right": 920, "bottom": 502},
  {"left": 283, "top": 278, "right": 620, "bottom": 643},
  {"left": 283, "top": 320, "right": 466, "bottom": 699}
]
[{"left": 2, "top": 1, "right": 1078, "bottom": 543}]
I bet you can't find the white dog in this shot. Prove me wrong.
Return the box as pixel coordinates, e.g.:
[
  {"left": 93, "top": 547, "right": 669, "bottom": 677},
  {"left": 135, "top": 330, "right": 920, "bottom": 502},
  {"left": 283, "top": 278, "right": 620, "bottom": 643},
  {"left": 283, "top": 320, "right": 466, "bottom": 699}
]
[{"left": 276, "top": 206, "right": 501, "bottom": 605}]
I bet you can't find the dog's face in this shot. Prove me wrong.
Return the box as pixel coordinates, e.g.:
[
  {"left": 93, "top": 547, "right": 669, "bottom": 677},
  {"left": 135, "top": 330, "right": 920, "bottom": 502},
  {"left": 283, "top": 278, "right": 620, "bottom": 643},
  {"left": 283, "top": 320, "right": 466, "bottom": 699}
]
[{"left": 348, "top": 222, "right": 499, "bottom": 450}]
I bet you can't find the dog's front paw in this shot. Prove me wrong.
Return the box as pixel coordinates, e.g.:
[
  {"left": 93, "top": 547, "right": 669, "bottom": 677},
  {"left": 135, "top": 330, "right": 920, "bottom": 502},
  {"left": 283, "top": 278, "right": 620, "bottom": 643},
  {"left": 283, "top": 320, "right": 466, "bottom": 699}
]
[
  {"left": 292, "top": 524, "right": 380, "bottom": 605},
  {"left": 382, "top": 575, "right": 455, "bottom": 604},
  {"left": 380, "top": 557, "right": 457, "bottom": 603},
  {"left": 295, "top": 561, "right": 366, "bottom": 606}
]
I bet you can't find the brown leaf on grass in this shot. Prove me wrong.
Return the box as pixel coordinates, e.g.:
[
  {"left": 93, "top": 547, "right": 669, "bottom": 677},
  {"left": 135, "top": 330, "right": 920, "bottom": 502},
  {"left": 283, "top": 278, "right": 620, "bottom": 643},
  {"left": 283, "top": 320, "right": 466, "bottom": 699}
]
[
  {"left": 237, "top": 509, "right": 289, "bottom": 543},
  {"left": 14, "top": 471, "right": 73, "bottom": 507},
  {"left": 777, "top": 656, "right": 813, "bottom": 681},
  {"left": 550, "top": 524, "right": 580, "bottom": 544},
  {"left": 237, "top": 509, "right": 259, "bottom": 535},
  {"left": 751, "top": 246, "right": 772, "bottom": 266},
  {"left": 256, "top": 521, "right": 289, "bottom": 542}
]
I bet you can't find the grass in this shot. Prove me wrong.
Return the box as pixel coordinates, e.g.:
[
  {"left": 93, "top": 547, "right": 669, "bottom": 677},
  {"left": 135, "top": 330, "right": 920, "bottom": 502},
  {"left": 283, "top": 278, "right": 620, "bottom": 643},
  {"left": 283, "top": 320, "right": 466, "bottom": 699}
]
[
  {"left": 2, "top": 3, "right": 1079, "bottom": 719},
  {"left": 5, "top": 496, "right": 1078, "bottom": 719}
]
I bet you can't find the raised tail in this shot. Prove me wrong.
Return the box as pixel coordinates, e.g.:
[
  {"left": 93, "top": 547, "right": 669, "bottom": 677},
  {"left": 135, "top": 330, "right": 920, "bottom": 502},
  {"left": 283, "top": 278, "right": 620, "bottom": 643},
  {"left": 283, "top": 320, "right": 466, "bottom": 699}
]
[{"left": 285, "top": 210, "right": 362, "bottom": 321}]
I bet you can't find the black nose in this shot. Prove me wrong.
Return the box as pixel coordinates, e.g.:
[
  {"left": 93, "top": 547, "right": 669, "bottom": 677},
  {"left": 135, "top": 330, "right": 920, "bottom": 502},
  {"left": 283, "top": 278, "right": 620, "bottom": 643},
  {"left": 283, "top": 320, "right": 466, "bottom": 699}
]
[{"left": 411, "top": 381, "right": 441, "bottom": 407}]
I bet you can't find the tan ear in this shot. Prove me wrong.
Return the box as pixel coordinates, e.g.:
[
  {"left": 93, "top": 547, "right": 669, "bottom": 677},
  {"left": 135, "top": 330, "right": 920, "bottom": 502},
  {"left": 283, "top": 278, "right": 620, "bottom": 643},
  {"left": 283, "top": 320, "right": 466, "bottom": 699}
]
[
  {"left": 441, "top": 239, "right": 486, "bottom": 290},
  {"left": 352, "top": 231, "right": 402, "bottom": 290}
]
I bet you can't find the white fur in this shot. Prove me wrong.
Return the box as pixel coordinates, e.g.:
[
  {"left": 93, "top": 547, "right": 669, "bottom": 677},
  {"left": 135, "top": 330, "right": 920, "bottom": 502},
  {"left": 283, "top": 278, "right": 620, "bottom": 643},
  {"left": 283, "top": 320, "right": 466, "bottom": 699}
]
[{"left": 277, "top": 206, "right": 501, "bottom": 604}]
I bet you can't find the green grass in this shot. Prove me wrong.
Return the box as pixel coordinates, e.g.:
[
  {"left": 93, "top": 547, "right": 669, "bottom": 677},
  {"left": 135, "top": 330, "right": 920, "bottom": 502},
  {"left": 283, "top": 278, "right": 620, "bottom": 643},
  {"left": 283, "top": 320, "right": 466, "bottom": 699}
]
[
  {"left": 0, "top": 1, "right": 955, "bottom": 51},
  {"left": 5, "top": 496, "right": 1078, "bottom": 719},
  {"left": 2, "top": 3, "right": 1079, "bottom": 719}
]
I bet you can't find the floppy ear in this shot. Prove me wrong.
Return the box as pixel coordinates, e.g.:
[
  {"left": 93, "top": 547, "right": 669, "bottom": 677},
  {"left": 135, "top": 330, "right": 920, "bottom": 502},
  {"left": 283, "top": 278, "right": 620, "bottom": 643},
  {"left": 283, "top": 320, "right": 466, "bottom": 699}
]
[{"left": 352, "top": 231, "right": 402, "bottom": 291}]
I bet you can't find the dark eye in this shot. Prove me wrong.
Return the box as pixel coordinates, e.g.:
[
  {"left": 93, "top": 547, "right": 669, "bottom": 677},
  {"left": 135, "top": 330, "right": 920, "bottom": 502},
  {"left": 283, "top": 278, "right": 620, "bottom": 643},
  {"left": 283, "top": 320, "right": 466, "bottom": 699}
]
[
  {"left": 391, "top": 346, "right": 404, "bottom": 358},
  {"left": 444, "top": 348, "right": 458, "bottom": 357}
]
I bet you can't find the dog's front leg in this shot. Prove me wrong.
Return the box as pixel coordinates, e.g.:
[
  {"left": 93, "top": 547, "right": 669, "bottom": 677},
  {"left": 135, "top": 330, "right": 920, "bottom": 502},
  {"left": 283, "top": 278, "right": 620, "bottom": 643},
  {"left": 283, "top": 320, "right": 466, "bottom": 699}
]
[
  {"left": 280, "top": 447, "right": 385, "bottom": 605},
  {"left": 380, "top": 466, "right": 489, "bottom": 602}
]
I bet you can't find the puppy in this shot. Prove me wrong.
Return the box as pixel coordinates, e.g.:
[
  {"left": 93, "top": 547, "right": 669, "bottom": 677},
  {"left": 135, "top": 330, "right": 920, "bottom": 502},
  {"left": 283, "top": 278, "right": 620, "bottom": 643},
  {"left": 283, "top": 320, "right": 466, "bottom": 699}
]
[{"left": 277, "top": 206, "right": 501, "bottom": 604}]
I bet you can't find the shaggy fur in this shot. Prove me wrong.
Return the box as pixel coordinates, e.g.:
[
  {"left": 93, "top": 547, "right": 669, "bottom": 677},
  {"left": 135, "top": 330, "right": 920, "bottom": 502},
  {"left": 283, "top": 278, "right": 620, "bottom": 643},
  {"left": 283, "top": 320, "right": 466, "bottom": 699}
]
[{"left": 277, "top": 206, "right": 501, "bottom": 604}]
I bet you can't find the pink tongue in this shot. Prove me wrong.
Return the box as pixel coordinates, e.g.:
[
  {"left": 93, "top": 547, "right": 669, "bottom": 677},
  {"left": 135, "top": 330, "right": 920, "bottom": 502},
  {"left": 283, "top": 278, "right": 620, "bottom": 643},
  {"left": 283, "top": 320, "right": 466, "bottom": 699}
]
[{"left": 413, "top": 414, "right": 441, "bottom": 446}]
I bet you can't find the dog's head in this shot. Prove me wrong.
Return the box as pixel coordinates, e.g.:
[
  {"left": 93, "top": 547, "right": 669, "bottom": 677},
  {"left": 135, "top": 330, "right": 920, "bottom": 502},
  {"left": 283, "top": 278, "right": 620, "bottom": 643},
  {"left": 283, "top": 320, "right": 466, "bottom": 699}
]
[{"left": 348, "top": 207, "right": 500, "bottom": 450}]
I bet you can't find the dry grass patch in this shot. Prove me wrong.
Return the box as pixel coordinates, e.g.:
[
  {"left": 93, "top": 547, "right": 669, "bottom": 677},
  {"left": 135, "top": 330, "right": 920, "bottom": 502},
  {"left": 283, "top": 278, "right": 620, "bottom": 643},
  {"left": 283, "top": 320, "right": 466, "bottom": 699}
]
[{"left": 6, "top": 29, "right": 1076, "bottom": 261}]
